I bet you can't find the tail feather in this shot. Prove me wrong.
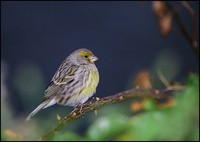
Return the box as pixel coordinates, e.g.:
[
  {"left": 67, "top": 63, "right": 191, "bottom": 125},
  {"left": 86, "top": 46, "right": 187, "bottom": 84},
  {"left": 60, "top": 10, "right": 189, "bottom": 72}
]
[
  {"left": 26, "top": 99, "right": 56, "bottom": 121},
  {"left": 26, "top": 103, "right": 46, "bottom": 121}
]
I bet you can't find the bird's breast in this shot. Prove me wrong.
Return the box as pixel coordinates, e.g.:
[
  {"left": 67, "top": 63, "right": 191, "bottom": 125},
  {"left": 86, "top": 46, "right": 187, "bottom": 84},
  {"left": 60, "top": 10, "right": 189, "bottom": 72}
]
[{"left": 80, "top": 66, "right": 99, "bottom": 96}]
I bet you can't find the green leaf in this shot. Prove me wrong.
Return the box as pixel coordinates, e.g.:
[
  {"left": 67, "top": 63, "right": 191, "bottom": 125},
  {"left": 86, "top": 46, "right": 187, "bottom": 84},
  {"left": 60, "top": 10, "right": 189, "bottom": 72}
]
[
  {"left": 86, "top": 114, "right": 129, "bottom": 141},
  {"left": 50, "top": 131, "right": 81, "bottom": 141},
  {"left": 143, "top": 99, "right": 157, "bottom": 111},
  {"left": 127, "top": 74, "right": 199, "bottom": 141}
]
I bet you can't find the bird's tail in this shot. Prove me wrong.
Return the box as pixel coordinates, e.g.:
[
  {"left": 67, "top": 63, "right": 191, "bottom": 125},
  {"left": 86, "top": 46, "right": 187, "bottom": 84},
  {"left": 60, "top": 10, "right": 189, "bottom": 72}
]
[{"left": 26, "top": 99, "right": 56, "bottom": 121}]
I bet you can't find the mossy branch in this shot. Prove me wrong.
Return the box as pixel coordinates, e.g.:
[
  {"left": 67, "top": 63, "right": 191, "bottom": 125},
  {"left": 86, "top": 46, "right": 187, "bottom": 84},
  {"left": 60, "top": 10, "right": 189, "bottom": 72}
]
[{"left": 39, "top": 88, "right": 180, "bottom": 141}]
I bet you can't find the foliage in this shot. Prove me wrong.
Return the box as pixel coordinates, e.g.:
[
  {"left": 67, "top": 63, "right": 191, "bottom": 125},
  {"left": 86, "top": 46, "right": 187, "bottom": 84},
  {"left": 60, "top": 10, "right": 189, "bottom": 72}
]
[{"left": 47, "top": 74, "right": 199, "bottom": 141}]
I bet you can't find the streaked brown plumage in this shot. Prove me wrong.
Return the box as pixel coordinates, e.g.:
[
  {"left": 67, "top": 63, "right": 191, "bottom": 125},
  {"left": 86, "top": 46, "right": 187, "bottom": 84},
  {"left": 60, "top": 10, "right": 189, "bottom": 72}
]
[{"left": 26, "top": 48, "right": 99, "bottom": 121}]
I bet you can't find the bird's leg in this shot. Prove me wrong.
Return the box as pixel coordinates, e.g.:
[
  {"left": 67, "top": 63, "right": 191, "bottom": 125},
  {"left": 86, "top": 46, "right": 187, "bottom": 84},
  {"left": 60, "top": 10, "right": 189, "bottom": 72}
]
[
  {"left": 78, "top": 100, "right": 91, "bottom": 115},
  {"left": 79, "top": 105, "right": 83, "bottom": 114},
  {"left": 70, "top": 104, "right": 84, "bottom": 115},
  {"left": 70, "top": 97, "right": 95, "bottom": 115}
]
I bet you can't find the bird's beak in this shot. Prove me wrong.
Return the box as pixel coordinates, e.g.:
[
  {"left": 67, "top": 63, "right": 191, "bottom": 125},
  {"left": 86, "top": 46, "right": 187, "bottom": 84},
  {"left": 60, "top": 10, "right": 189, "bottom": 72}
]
[{"left": 89, "top": 56, "right": 98, "bottom": 63}]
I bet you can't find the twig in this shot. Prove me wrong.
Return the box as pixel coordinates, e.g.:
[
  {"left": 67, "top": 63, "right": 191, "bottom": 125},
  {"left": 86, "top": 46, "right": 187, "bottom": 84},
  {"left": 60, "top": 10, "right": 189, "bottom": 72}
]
[
  {"left": 157, "top": 69, "right": 170, "bottom": 87},
  {"left": 181, "top": 1, "right": 196, "bottom": 43},
  {"left": 157, "top": 69, "right": 186, "bottom": 91},
  {"left": 39, "top": 88, "right": 176, "bottom": 141},
  {"left": 165, "top": 1, "right": 199, "bottom": 58}
]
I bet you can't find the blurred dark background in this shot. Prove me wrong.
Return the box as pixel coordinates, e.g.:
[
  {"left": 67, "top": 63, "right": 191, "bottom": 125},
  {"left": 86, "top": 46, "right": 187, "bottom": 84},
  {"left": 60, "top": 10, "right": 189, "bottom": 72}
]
[{"left": 1, "top": 1, "right": 199, "bottom": 140}]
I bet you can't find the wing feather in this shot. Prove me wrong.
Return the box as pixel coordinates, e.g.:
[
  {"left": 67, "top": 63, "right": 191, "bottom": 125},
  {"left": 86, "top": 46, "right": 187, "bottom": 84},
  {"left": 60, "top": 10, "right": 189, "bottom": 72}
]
[{"left": 42, "top": 61, "right": 79, "bottom": 101}]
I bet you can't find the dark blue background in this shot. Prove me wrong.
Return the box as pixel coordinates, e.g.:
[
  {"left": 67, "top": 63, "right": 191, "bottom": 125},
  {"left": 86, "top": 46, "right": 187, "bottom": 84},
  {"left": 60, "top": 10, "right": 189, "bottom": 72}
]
[{"left": 1, "top": 1, "right": 199, "bottom": 115}]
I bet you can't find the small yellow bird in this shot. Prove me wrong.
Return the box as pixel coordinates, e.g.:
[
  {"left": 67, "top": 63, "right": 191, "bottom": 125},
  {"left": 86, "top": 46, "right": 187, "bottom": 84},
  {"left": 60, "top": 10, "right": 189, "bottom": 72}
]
[{"left": 26, "top": 48, "right": 99, "bottom": 121}]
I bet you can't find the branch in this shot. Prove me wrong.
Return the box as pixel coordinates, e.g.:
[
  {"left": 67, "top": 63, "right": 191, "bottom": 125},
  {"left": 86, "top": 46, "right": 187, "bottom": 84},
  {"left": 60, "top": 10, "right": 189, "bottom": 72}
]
[
  {"left": 165, "top": 1, "right": 199, "bottom": 58},
  {"left": 181, "top": 1, "right": 196, "bottom": 40},
  {"left": 39, "top": 88, "right": 178, "bottom": 141}
]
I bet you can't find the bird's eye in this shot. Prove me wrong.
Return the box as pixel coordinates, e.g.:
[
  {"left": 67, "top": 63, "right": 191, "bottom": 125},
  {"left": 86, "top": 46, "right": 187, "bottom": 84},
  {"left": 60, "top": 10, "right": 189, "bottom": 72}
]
[{"left": 84, "top": 55, "right": 88, "bottom": 58}]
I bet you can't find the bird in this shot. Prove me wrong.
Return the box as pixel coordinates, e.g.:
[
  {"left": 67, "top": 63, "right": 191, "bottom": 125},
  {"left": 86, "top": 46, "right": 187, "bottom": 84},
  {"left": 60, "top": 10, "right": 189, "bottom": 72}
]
[{"left": 26, "top": 48, "right": 99, "bottom": 121}]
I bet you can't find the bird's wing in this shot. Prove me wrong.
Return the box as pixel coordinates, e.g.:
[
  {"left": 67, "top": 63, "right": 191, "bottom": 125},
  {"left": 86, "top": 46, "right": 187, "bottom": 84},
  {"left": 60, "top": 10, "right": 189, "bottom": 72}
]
[
  {"left": 53, "top": 62, "right": 79, "bottom": 85},
  {"left": 42, "top": 62, "right": 79, "bottom": 101}
]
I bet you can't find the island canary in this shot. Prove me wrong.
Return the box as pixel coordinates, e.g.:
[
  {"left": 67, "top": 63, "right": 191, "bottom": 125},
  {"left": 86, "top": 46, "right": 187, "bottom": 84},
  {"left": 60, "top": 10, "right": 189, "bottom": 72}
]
[{"left": 26, "top": 48, "right": 99, "bottom": 121}]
